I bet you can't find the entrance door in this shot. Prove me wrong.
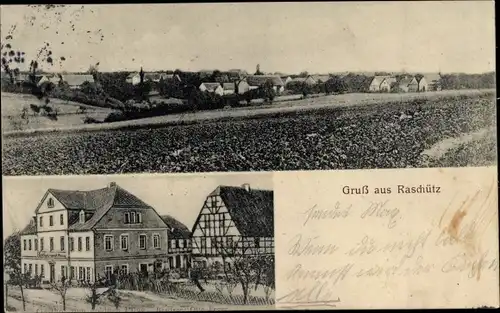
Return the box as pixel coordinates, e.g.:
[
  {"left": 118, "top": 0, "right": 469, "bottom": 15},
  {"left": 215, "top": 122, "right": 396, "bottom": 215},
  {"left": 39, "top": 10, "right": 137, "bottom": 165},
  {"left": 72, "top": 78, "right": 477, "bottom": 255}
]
[
  {"left": 139, "top": 263, "right": 148, "bottom": 273},
  {"left": 49, "top": 264, "right": 55, "bottom": 283}
]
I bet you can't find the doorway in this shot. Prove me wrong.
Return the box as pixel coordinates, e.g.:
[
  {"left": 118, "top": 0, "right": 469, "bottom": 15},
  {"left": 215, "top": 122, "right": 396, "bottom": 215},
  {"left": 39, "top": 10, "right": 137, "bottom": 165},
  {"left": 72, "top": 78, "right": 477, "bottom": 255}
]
[{"left": 49, "top": 264, "right": 55, "bottom": 283}]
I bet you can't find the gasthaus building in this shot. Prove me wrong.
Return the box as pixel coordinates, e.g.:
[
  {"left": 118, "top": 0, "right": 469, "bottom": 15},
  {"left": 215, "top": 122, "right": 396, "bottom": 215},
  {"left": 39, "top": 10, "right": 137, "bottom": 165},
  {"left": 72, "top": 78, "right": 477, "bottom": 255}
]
[{"left": 19, "top": 182, "right": 172, "bottom": 283}]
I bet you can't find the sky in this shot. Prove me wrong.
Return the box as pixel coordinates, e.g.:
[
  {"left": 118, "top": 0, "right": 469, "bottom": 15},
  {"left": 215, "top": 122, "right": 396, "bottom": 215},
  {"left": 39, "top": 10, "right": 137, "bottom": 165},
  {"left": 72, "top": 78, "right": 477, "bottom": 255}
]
[
  {"left": 2, "top": 172, "right": 273, "bottom": 239},
  {"left": 0, "top": 2, "right": 495, "bottom": 74}
]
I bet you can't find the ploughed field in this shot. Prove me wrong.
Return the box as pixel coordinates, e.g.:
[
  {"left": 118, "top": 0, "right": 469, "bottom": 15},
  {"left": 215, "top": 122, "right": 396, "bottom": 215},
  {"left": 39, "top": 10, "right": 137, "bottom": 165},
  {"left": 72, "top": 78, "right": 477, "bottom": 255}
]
[{"left": 2, "top": 93, "right": 496, "bottom": 175}]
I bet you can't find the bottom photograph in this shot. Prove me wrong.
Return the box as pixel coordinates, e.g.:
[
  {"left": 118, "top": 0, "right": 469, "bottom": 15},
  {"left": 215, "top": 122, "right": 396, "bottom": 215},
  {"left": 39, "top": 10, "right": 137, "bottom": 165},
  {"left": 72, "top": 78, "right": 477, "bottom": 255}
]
[{"left": 3, "top": 172, "right": 275, "bottom": 311}]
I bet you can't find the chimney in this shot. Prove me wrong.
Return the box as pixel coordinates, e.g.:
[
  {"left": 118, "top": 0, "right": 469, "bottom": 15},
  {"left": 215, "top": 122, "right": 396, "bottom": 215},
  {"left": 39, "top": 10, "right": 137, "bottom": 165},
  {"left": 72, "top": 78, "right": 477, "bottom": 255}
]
[
  {"left": 109, "top": 182, "right": 116, "bottom": 188},
  {"left": 242, "top": 183, "right": 251, "bottom": 192}
]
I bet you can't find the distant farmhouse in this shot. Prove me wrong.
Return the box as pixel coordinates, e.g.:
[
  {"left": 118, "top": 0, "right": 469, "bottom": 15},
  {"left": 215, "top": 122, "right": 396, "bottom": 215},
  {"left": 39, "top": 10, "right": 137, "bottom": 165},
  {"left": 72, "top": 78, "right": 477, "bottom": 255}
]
[
  {"left": 126, "top": 72, "right": 181, "bottom": 85},
  {"left": 160, "top": 215, "right": 192, "bottom": 269},
  {"left": 199, "top": 82, "right": 224, "bottom": 96},
  {"left": 59, "top": 74, "right": 95, "bottom": 90},
  {"left": 237, "top": 75, "right": 285, "bottom": 94}
]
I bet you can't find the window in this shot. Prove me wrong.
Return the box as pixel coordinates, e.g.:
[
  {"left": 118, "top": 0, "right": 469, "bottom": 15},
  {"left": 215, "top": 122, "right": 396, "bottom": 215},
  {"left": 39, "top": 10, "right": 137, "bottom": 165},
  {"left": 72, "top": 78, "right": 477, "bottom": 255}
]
[
  {"left": 105, "top": 265, "right": 113, "bottom": 279},
  {"left": 179, "top": 239, "right": 184, "bottom": 248},
  {"left": 28, "top": 264, "right": 33, "bottom": 274},
  {"left": 171, "top": 239, "right": 176, "bottom": 249},
  {"left": 254, "top": 237, "right": 260, "bottom": 248},
  {"left": 23, "top": 264, "right": 27, "bottom": 273},
  {"left": 85, "top": 237, "right": 90, "bottom": 251},
  {"left": 86, "top": 267, "right": 91, "bottom": 281},
  {"left": 60, "top": 214, "right": 64, "bottom": 225},
  {"left": 70, "top": 266, "right": 75, "bottom": 279},
  {"left": 79, "top": 211, "right": 85, "bottom": 223},
  {"left": 49, "top": 215, "right": 53, "bottom": 226},
  {"left": 227, "top": 237, "right": 234, "bottom": 248},
  {"left": 40, "top": 264, "right": 45, "bottom": 278},
  {"left": 137, "top": 213, "right": 142, "bottom": 223},
  {"left": 139, "top": 234, "right": 147, "bottom": 250},
  {"left": 152, "top": 234, "right": 160, "bottom": 249},
  {"left": 49, "top": 237, "right": 54, "bottom": 251},
  {"left": 79, "top": 267, "right": 84, "bottom": 280},
  {"left": 35, "top": 264, "right": 39, "bottom": 276},
  {"left": 120, "top": 234, "right": 129, "bottom": 250},
  {"left": 121, "top": 264, "right": 129, "bottom": 275},
  {"left": 69, "top": 237, "right": 75, "bottom": 251},
  {"left": 60, "top": 236, "right": 65, "bottom": 251},
  {"left": 124, "top": 213, "right": 130, "bottom": 224},
  {"left": 47, "top": 198, "right": 54, "bottom": 208},
  {"left": 175, "top": 255, "right": 181, "bottom": 268},
  {"left": 34, "top": 239, "right": 38, "bottom": 251},
  {"left": 104, "top": 235, "right": 114, "bottom": 251},
  {"left": 131, "top": 212, "right": 136, "bottom": 224},
  {"left": 78, "top": 237, "right": 82, "bottom": 251},
  {"left": 61, "top": 265, "right": 66, "bottom": 278},
  {"left": 39, "top": 216, "right": 43, "bottom": 227},
  {"left": 23, "top": 239, "right": 27, "bottom": 251},
  {"left": 40, "top": 238, "right": 44, "bottom": 251},
  {"left": 28, "top": 239, "right": 32, "bottom": 250}
]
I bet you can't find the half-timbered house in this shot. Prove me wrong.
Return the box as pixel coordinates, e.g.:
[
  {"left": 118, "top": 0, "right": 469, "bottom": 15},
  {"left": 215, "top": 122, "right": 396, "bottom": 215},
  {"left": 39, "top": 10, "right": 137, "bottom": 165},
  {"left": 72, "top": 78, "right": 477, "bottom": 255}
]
[{"left": 191, "top": 184, "right": 274, "bottom": 269}]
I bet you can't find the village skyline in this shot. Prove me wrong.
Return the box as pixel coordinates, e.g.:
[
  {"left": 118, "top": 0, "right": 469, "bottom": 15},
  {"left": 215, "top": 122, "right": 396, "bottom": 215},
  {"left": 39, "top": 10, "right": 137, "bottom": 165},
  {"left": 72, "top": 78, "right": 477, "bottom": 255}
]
[{"left": 1, "top": 2, "right": 495, "bottom": 75}]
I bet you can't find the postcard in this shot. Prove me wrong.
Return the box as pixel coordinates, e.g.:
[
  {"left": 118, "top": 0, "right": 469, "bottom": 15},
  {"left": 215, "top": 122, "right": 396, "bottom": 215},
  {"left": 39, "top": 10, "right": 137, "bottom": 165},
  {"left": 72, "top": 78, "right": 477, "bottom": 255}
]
[{"left": 1, "top": 1, "right": 497, "bottom": 312}]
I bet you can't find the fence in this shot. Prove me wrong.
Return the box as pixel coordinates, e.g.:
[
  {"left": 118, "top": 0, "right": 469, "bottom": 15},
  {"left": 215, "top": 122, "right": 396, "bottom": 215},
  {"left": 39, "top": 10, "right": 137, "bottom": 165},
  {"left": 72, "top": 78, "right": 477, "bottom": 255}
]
[{"left": 115, "top": 274, "right": 275, "bottom": 306}]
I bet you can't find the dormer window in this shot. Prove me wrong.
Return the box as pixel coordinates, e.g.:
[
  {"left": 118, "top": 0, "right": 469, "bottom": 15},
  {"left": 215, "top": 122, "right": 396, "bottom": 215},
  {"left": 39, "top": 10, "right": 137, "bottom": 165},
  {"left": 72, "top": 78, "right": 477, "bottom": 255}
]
[
  {"left": 79, "top": 210, "right": 85, "bottom": 224},
  {"left": 47, "top": 198, "right": 54, "bottom": 208}
]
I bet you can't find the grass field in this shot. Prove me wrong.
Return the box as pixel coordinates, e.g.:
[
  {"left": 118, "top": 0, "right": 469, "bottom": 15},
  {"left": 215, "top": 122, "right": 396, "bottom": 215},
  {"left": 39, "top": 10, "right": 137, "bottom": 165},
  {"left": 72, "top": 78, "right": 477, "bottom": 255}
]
[
  {"left": 2, "top": 89, "right": 492, "bottom": 136},
  {"left": 1, "top": 92, "right": 116, "bottom": 132},
  {"left": 2, "top": 90, "right": 495, "bottom": 176}
]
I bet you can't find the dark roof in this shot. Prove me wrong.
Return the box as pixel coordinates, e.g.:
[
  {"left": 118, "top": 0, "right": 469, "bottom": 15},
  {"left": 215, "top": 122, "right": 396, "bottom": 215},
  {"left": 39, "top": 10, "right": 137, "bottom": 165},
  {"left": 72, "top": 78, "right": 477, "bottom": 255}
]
[
  {"left": 216, "top": 186, "right": 274, "bottom": 237},
  {"left": 246, "top": 75, "right": 284, "bottom": 87},
  {"left": 160, "top": 215, "right": 191, "bottom": 239},
  {"left": 44, "top": 184, "right": 152, "bottom": 231},
  {"left": 222, "top": 82, "right": 235, "bottom": 90},
  {"left": 200, "top": 82, "right": 221, "bottom": 91},
  {"left": 20, "top": 221, "right": 36, "bottom": 235}
]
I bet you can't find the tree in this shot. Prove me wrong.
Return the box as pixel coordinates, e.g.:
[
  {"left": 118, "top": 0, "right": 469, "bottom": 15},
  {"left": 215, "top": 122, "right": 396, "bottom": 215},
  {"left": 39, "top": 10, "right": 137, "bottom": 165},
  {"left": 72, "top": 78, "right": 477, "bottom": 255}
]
[
  {"left": 85, "top": 281, "right": 121, "bottom": 310},
  {"left": 51, "top": 278, "right": 71, "bottom": 311},
  {"left": 212, "top": 238, "right": 275, "bottom": 305},
  {"left": 254, "top": 64, "right": 263, "bottom": 75},
  {"left": 261, "top": 79, "right": 276, "bottom": 104},
  {"left": 4, "top": 231, "right": 26, "bottom": 311},
  {"left": 298, "top": 71, "right": 309, "bottom": 77},
  {"left": 325, "top": 76, "right": 348, "bottom": 94}
]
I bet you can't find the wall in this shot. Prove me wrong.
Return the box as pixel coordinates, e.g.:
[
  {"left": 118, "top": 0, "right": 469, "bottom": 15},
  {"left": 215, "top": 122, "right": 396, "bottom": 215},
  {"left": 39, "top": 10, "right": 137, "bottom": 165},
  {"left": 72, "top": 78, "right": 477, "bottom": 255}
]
[{"left": 94, "top": 229, "right": 169, "bottom": 261}]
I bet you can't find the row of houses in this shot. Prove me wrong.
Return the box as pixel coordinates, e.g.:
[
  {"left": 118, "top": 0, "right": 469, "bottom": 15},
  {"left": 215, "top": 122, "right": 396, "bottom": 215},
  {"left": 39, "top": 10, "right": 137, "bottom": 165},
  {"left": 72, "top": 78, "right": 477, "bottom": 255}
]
[
  {"left": 199, "top": 75, "right": 286, "bottom": 96},
  {"left": 19, "top": 182, "right": 273, "bottom": 283},
  {"left": 366, "top": 74, "right": 442, "bottom": 92},
  {"left": 1, "top": 72, "right": 95, "bottom": 90}
]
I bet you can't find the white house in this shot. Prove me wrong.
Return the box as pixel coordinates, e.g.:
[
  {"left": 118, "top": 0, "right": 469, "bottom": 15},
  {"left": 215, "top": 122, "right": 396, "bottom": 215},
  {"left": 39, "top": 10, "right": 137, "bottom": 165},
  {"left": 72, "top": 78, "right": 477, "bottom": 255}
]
[
  {"left": 126, "top": 73, "right": 142, "bottom": 85},
  {"left": 20, "top": 182, "right": 170, "bottom": 283},
  {"left": 199, "top": 83, "right": 224, "bottom": 96}
]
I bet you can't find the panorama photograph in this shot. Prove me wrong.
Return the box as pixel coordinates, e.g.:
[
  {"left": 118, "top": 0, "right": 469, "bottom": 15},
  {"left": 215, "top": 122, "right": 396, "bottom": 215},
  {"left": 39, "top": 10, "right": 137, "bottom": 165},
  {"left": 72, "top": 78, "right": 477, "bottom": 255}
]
[
  {"left": 3, "top": 173, "right": 274, "bottom": 311},
  {"left": 1, "top": 2, "right": 496, "bottom": 176}
]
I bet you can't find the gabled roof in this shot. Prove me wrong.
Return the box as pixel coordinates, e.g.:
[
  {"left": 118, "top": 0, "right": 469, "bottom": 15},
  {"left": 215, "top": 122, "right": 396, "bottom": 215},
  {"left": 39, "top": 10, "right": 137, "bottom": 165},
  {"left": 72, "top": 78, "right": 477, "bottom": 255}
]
[
  {"left": 160, "top": 215, "right": 191, "bottom": 239},
  {"left": 127, "top": 72, "right": 140, "bottom": 79},
  {"left": 222, "top": 82, "right": 235, "bottom": 90},
  {"left": 41, "top": 184, "right": 152, "bottom": 231},
  {"left": 311, "top": 75, "right": 330, "bottom": 83},
  {"left": 246, "top": 75, "right": 284, "bottom": 87},
  {"left": 61, "top": 74, "right": 94, "bottom": 86},
  {"left": 397, "top": 76, "right": 415, "bottom": 86},
  {"left": 20, "top": 221, "right": 36, "bottom": 235},
  {"left": 423, "top": 73, "right": 441, "bottom": 83},
  {"left": 200, "top": 82, "right": 222, "bottom": 91},
  {"left": 216, "top": 185, "right": 274, "bottom": 237}
]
